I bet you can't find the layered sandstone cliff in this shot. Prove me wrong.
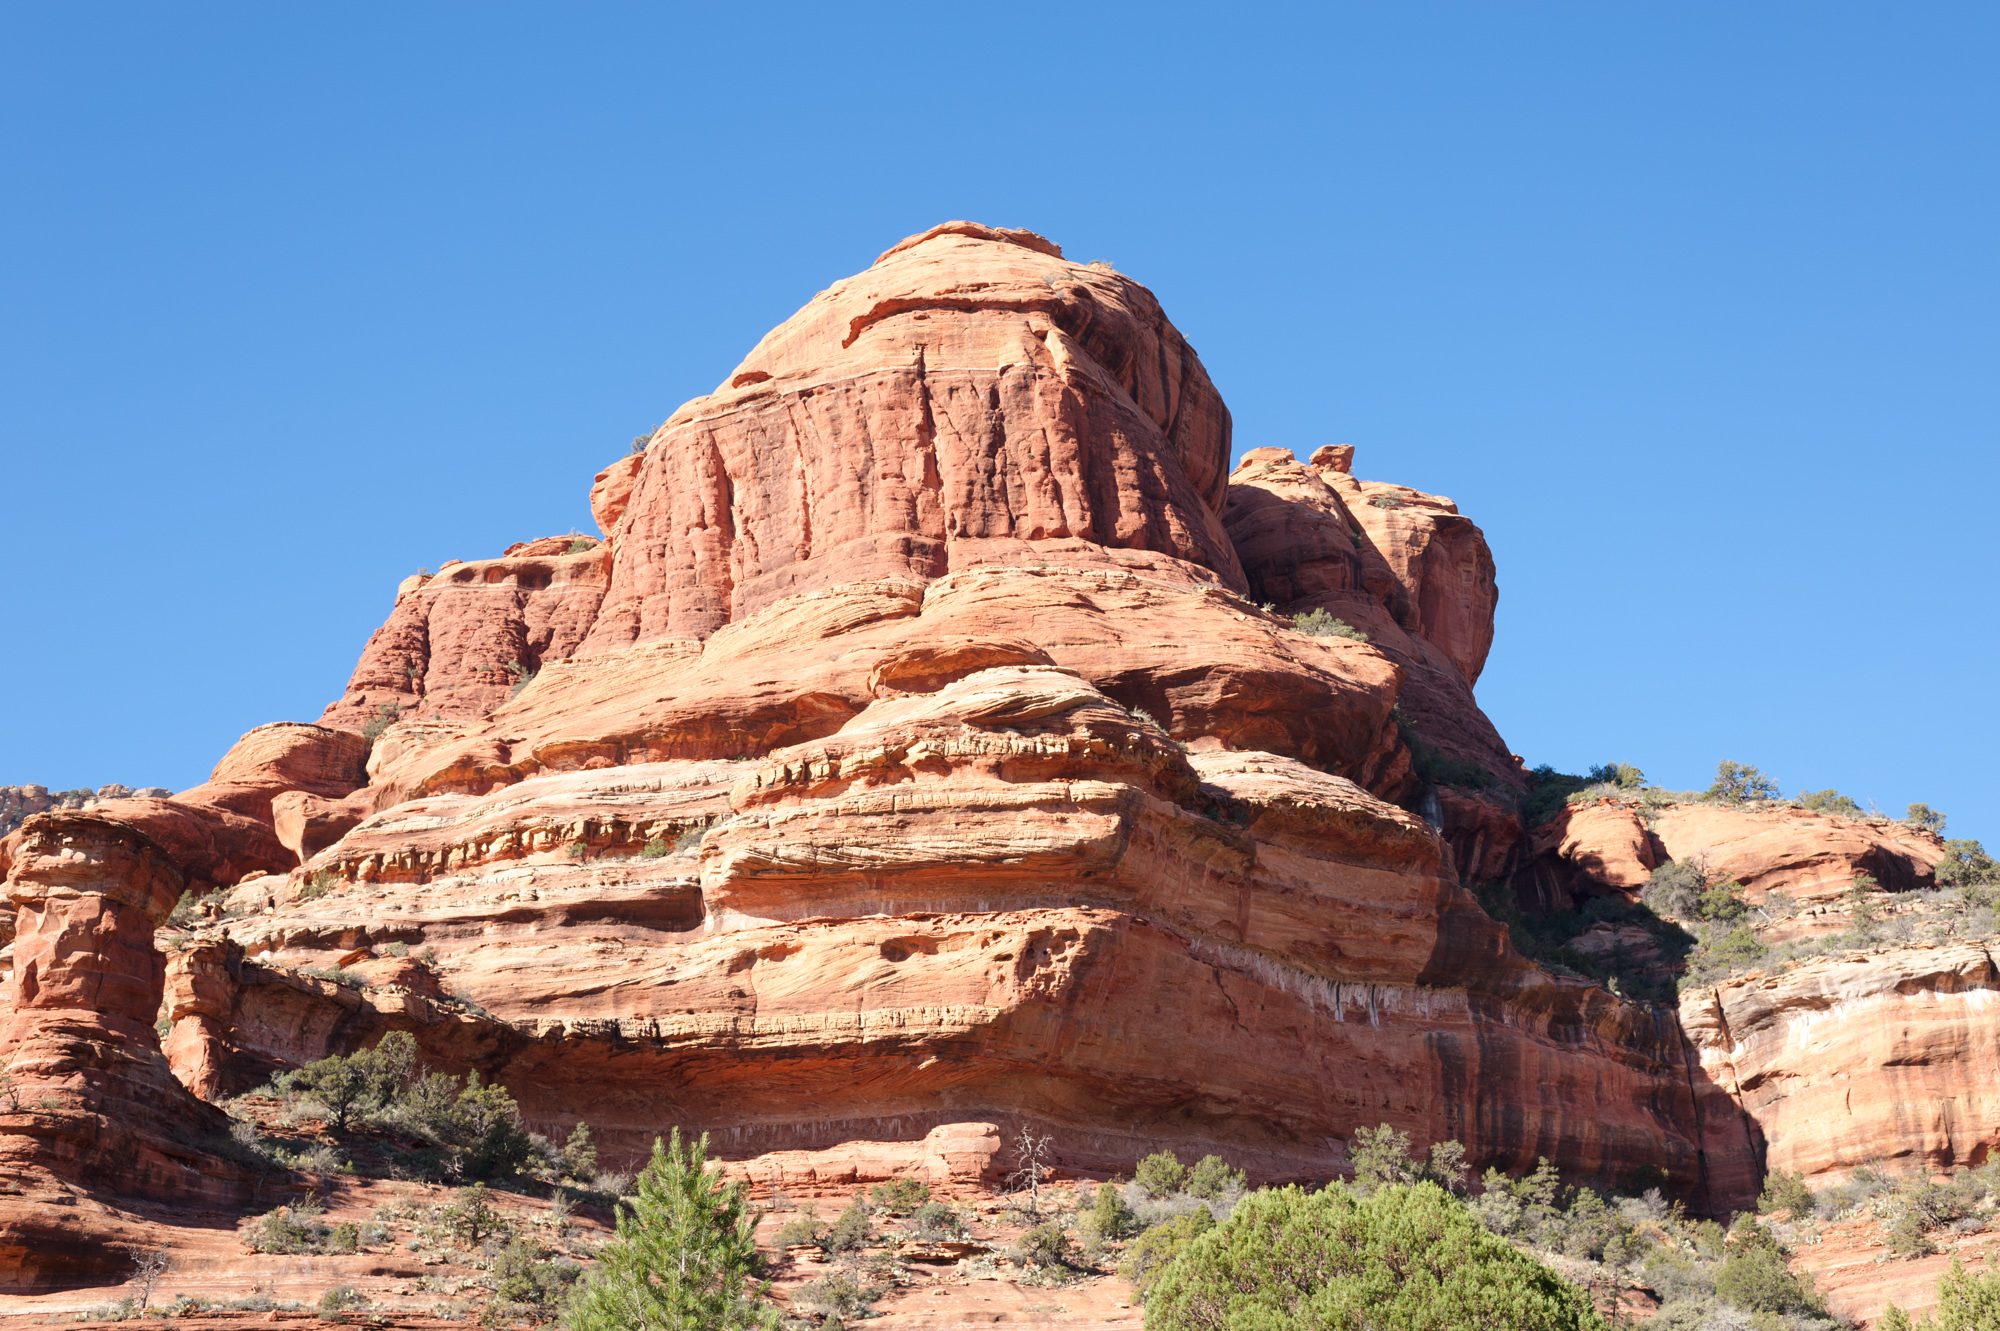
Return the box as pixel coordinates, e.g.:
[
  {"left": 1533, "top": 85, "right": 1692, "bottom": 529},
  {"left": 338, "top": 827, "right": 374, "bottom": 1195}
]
[{"left": 0, "top": 222, "right": 1988, "bottom": 1295}]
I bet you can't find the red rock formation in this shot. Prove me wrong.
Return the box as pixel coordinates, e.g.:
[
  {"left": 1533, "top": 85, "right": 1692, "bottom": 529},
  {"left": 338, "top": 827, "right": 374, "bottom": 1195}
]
[
  {"left": 6, "top": 221, "right": 1987, "bottom": 1292},
  {"left": 1683, "top": 941, "right": 2000, "bottom": 1188},
  {"left": 1528, "top": 796, "right": 1943, "bottom": 904},
  {"left": 0, "top": 814, "right": 261, "bottom": 1286},
  {"left": 1649, "top": 803, "right": 1942, "bottom": 902},
  {"left": 0, "top": 783, "right": 171, "bottom": 839},
  {"left": 1223, "top": 444, "right": 1523, "bottom": 883},
  {"left": 1532, "top": 801, "right": 1661, "bottom": 895},
  {"left": 583, "top": 222, "right": 1243, "bottom": 652}
]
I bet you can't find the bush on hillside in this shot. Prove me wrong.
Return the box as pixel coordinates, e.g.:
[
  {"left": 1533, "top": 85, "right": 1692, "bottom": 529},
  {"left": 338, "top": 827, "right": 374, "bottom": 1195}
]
[
  {"left": 277, "top": 1031, "right": 415, "bottom": 1132},
  {"left": 1712, "top": 1219, "right": 1826, "bottom": 1318},
  {"left": 1184, "top": 1154, "right": 1246, "bottom": 1200},
  {"left": 1289, "top": 609, "right": 1368, "bottom": 641},
  {"left": 1907, "top": 803, "right": 1948, "bottom": 833},
  {"left": 1083, "top": 1181, "right": 1139, "bottom": 1241},
  {"left": 1797, "top": 788, "right": 1863, "bottom": 817},
  {"left": 1134, "top": 1151, "right": 1188, "bottom": 1199},
  {"left": 1120, "top": 1208, "right": 1214, "bottom": 1294},
  {"left": 1911, "top": 1258, "right": 2000, "bottom": 1331},
  {"left": 1141, "top": 1182, "right": 1607, "bottom": 1331},
  {"left": 1707, "top": 761, "right": 1780, "bottom": 803}
]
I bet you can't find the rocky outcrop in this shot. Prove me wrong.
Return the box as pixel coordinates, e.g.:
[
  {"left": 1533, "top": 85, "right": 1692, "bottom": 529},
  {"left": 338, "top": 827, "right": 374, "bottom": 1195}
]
[
  {"left": 0, "top": 814, "right": 264, "bottom": 1286},
  {"left": 1224, "top": 447, "right": 1510, "bottom": 780},
  {"left": 1649, "top": 803, "right": 1943, "bottom": 902},
  {"left": 3, "top": 221, "right": 1988, "bottom": 1290},
  {"left": 321, "top": 540, "right": 611, "bottom": 736},
  {"left": 1683, "top": 942, "right": 2000, "bottom": 1187},
  {"left": 0, "top": 784, "right": 171, "bottom": 840},
  {"left": 583, "top": 221, "right": 1243, "bottom": 654},
  {"left": 1527, "top": 796, "right": 1944, "bottom": 904},
  {"left": 189, "top": 666, "right": 1714, "bottom": 1201},
  {"left": 1222, "top": 444, "right": 1523, "bottom": 885}
]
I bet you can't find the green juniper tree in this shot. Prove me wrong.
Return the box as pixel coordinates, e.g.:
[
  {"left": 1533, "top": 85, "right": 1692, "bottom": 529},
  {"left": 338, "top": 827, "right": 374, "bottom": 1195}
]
[
  {"left": 1143, "top": 1181, "right": 1606, "bottom": 1331},
  {"left": 564, "top": 1128, "right": 776, "bottom": 1331}
]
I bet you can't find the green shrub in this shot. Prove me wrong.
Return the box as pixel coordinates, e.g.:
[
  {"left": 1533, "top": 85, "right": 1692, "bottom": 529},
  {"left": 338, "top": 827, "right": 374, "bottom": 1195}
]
[
  {"left": 247, "top": 1195, "right": 330, "bottom": 1254},
  {"left": 823, "top": 1198, "right": 871, "bottom": 1253},
  {"left": 559, "top": 1122, "right": 598, "bottom": 1182},
  {"left": 1907, "top": 803, "right": 1948, "bottom": 833},
  {"left": 1918, "top": 1258, "right": 2000, "bottom": 1331},
  {"left": 772, "top": 1211, "right": 827, "bottom": 1249},
  {"left": 1015, "top": 1221, "right": 1076, "bottom": 1270},
  {"left": 1289, "top": 609, "right": 1368, "bottom": 641},
  {"left": 391, "top": 1070, "right": 539, "bottom": 1182},
  {"left": 277, "top": 1031, "right": 416, "bottom": 1133},
  {"left": 1424, "top": 1139, "right": 1470, "bottom": 1194},
  {"left": 796, "top": 1272, "right": 876, "bottom": 1321},
  {"left": 297, "top": 869, "right": 340, "bottom": 900},
  {"left": 1348, "top": 1123, "right": 1419, "bottom": 1191},
  {"left": 1521, "top": 766, "right": 1599, "bottom": 827},
  {"left": 1756, "top": 1169, "right": 1817, "bottom": 1218},
  {"left": 299, "top": 964, "right": 369, "bottom": 990},
  {"left": 443, "top": 1183, "right": 507, "bottom": 1247},
  {"left": 1707, "top": 761, "right": 1779, "bottom": 803},
  {"left": 489, "top": 1237, "right": 579, "bottom": 1309},
  {"left": 909, "top": 1199, "right": 968, "bottom": 1241},
  {"left": 1134, "top": 1151, "right": 1187, "bottom": 1199},
  {"left": 637, "top": 836, "right": 671, "bottom": 859},
  {"left": 1121, "top": 1208, "right": 1215, "bottom": 1294},
  {"left": 1797, "top": 788, "right": 1863, "bottom": 817},
  {"left": 1642, "top": 860, "right": 1711, "bottom": 919},
  {"left": 1184, "top": 1154, "right": 1246, "bottom": 1200},
  {"left": 868, "top": 1178, "right": 930, "bottom": 1215},
  {"left": 1686, "top": 925, "right": 1768, "bottom": 983},
  {"left": 361, "top": 704, "right": 402, "bottom": 742},
  {"left": 1713, "top": 1220, "right": 1824, "bottom": 1317},
  {"left": 1142, "top": 1182, "right": 1606, "bottom": 1331},
  {"left": 1937, "top": 840, "right": 1999, "bottom": 892},
  {"left": 562, "top": 1129, "right": 775, "bottom": 1330},
  {"left": 1596, "top": 762, "right": 1647, "bottom": 790},
  {"left": 1887, "top": 1208, "right": 1937, "bottom": 1258},
  {"left": 318, "top": 1285, "right": 365, "bottom": 1314},
  {"left": 1083, "top": 1182, "right": 1139, "bottom": 1241}
]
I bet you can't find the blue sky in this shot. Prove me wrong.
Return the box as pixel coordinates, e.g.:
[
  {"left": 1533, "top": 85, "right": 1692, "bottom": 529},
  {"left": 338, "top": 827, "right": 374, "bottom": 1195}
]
[{"left": 4, "top": 5, "right": 1994, "bottom": 846}]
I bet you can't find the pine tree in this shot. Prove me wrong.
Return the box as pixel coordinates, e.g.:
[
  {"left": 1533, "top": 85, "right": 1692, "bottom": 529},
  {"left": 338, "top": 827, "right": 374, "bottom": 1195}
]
[{"left": 564, "top": 1129, "right": 776, "bottom": 1331}]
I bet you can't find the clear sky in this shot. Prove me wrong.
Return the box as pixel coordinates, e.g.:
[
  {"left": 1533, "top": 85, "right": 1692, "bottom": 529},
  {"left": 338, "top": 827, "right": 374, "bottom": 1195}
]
[{"left": 4, "top": 5, "right": 1994, "bottom": 846}]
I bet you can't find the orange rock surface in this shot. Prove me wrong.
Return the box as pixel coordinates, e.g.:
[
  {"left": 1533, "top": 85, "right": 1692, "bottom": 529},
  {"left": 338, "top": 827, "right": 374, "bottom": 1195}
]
[
  {"left": 1684, "top": 941, "right": 2000, "bottom": 1187},
  {"left": 1, "top": 222, "right": 1993, "bottom": 1305}
]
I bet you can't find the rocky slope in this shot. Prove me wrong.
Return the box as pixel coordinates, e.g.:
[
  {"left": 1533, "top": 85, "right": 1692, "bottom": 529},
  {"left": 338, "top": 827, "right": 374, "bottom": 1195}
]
[
  {"left": 0, "top": 785, "right": 170, "bottom": 840},
  {"left": 0, "top": 222, "right": 1982, "bottom": 1305}
]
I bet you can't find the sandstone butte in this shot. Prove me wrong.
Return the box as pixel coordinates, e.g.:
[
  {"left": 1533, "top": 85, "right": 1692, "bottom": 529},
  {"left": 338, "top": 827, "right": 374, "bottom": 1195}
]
[{"left": 0, "top": 222, "right": 1975, "bottom": 1301}]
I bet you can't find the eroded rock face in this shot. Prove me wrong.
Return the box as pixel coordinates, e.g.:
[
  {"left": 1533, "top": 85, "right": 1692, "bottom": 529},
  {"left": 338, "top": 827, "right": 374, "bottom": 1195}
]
[
  {"left": 1683, "top": 942, "right": 2000, "bottom": 1187},
  {"left": 2, "top": 221, "right": 1985, "bottom": 1286},
  {"left": 583, "top": 222, "right": 1244, "bottom": 652},
  {"left": 1528, "top": 797, "right": 1944, "bottom": 904},
  {"left": 196, "top": 667, "right": 1714, "bottom": 1200},
  {"left": 0, "top": 784, "right": 171, "bottom": 840},
  {"left": 0, "top": 815, "right": 258, "bottom": 1286}
]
